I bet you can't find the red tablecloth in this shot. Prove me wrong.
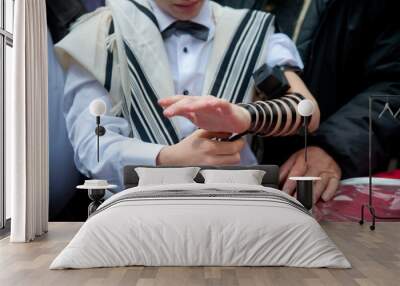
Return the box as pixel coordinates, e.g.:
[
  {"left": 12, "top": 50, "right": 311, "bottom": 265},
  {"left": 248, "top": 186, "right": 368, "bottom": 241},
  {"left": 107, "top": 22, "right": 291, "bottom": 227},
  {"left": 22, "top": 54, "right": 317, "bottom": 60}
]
[
  {"left": 313, "top": 172, "right": 400, "bottom": 222},
  {"left": 375, "top": 169, "right": 400, "bottom": 179}
]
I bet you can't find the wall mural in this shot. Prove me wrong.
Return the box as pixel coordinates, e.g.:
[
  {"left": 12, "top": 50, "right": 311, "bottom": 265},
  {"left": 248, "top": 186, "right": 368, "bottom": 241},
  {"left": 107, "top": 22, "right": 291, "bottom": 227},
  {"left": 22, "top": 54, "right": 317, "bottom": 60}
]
[{"left": 46, "top": 0, "right": 400, "bottom": 223}]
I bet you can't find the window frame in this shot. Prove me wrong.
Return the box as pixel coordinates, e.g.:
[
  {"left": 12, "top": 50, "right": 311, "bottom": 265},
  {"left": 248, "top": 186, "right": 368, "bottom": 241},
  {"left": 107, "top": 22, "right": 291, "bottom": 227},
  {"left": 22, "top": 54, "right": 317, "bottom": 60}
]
[{"left": 0, "top": 0, "right": 13, "bottom": 233}]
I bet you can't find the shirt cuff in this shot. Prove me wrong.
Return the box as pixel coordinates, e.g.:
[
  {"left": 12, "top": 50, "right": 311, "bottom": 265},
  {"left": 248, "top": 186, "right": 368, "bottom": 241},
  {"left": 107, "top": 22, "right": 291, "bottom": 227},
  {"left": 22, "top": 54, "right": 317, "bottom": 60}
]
[
  {"left": 119, "top": 139, "right": 166, "bottom": 167},
  {"left": 266, "top": 33, "right": 304, "bottom": 70}
]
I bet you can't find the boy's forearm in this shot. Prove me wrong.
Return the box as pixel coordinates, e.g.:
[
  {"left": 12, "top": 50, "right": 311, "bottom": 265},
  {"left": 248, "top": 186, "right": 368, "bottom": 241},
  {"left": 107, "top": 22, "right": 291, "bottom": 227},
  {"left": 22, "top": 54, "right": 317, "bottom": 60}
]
[
  {"left": 238, "top": 71, "right": 320, "bottom": 138},
  {"left": 285, "top": 71, "right": 320, "bottom": 131}
]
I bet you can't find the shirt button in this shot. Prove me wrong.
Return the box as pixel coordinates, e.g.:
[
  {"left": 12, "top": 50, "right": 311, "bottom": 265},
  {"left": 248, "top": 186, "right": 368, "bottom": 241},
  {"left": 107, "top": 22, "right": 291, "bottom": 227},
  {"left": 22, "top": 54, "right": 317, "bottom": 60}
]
[
  {"left": 183, "top": 90, "right": 189, "bottom": 95},
  {"left": 183, "top": 47, "right": 188, "bottom": 53}
]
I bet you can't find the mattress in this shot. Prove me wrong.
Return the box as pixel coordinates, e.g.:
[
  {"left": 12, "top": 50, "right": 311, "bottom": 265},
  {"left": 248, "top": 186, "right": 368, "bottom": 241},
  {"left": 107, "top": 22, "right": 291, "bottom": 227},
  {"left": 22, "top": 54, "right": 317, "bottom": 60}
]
[{"left": 50, "top": 183, "right": 351, "bottom": 269}]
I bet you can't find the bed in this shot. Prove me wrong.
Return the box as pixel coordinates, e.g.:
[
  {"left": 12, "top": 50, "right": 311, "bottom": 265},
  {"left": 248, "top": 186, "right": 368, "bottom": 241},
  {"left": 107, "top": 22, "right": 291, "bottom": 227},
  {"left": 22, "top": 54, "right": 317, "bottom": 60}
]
[{"left": 50, "top": 165, "right": 350, "bottom": 269}]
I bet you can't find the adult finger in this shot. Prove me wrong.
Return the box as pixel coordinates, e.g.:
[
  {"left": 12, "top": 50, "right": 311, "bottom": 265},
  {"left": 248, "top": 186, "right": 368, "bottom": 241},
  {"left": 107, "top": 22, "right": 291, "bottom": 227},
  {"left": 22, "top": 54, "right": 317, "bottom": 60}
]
[
  {"left": 321, "top": 177, "right": 340, "bottom": 202},
  {"left": 313, "top": 174, "right": 330, "bottom": 204},
  {"left": 282, "top": 157, "right": 307, "bottom": 195},
  {"left": 279, "top": 154, "right": 298, "bottom": 184}
]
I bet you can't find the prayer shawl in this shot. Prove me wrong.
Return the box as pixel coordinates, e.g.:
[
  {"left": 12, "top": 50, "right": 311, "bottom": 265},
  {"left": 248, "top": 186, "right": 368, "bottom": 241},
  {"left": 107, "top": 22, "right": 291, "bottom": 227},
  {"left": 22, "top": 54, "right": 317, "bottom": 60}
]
[{"left": 56, "top": 0, "right": 275, "bottom": 145}]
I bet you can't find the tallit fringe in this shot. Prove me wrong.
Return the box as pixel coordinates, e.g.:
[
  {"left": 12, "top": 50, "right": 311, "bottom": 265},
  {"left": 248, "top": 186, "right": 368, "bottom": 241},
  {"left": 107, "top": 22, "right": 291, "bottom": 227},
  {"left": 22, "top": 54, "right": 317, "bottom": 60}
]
[
  {"left": 106, "top": 30, "right": 125, "bottom": 117},
  {"left": 107, "top": 40, "right": 124, "bottom": 116},
  {"left": 110, "top": 101, "right": 123, "bottom": 116},
  {"left": 114, "top": 32, "right": 133, "bottom": 113},
  {"left": 106, "top": 33, "right": 118, "bottom": 53}
]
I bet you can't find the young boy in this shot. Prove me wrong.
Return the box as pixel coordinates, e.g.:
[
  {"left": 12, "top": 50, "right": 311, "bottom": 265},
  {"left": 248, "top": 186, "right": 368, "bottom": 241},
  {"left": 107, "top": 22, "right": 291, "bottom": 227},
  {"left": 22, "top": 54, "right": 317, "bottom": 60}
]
[{"left": 56, "top": 0, "right": 319, "bottom": 189}]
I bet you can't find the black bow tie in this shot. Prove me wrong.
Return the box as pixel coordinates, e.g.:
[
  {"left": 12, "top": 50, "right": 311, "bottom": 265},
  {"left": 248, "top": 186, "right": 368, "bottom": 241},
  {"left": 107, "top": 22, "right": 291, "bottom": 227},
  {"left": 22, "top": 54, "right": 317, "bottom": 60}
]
[{"left": 162, "top": 21, "right": 210, "bottom": 41}]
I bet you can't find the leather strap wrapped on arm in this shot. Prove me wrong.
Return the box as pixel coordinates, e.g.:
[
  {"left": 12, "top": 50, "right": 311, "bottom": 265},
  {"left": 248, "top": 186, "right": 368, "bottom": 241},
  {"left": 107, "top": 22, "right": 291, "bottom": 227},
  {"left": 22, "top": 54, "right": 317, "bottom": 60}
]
[{"left": 239, "top": 92, "right": 306, "bottom": 137}]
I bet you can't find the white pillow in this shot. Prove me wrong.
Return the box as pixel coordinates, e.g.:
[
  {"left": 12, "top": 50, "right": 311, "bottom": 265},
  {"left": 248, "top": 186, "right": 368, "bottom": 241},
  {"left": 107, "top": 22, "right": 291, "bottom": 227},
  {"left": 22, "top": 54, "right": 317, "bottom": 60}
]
[
  {"left": 200, "top": 169, "right": 266, "bottom": 185},
  {"left": 135, "top": 167, "right": 200, "bottom": 186}
]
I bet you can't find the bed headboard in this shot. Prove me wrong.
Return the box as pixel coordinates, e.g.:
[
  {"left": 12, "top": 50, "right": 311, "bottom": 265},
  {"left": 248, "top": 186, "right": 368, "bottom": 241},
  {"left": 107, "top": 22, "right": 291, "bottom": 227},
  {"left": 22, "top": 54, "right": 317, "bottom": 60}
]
[{"left": 123, "top": 165, "right": 280, "bottom": 189}]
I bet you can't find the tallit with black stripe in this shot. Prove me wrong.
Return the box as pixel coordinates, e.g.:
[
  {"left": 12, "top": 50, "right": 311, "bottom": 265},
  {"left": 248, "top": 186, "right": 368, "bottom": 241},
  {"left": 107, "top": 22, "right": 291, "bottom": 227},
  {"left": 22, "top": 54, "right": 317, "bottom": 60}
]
[{"left": 55, "top": 0, "right": 275, "bottom": 146}]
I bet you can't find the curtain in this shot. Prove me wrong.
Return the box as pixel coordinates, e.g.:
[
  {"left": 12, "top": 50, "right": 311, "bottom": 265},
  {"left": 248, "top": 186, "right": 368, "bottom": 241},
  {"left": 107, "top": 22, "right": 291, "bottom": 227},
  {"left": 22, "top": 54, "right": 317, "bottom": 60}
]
[{"left": 7, "top": 0, "right": 49, "bottom": 242}]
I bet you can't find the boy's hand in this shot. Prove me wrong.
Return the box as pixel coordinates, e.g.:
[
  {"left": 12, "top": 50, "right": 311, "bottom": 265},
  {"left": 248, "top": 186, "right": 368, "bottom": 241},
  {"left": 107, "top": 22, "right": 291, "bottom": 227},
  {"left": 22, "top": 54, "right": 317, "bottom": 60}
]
[
  {"left": 159, "top": 95, "right": 251, "bottom": 134},
  {"left": 156, "top": 129, "right": 245, "bottom": 166}
]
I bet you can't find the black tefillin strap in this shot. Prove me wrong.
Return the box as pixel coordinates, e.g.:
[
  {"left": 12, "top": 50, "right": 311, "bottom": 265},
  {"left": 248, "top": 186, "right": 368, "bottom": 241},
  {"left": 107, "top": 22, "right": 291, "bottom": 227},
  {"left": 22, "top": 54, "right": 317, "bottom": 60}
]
[
  {"left": 272, "top": 99, "right": 287, "bottom": 135},
  {"left": 281, "top": 97, "right": 298, "bottom": 132},
  {"left": 230, "top": 92, "right": 307, "bottom": 140}
]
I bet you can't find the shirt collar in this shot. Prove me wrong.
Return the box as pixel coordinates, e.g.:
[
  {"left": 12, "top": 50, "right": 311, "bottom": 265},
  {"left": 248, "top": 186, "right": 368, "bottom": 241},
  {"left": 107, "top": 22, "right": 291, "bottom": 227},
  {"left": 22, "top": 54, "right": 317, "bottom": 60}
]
[{"left": 149, "top": 0, "right": 215, "bottom": 40}]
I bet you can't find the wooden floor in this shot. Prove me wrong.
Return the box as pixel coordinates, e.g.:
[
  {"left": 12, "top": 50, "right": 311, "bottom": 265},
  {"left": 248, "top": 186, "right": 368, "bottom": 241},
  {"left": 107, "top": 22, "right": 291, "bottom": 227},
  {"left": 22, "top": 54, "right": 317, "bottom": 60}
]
[{"left": 0, "top": 222, "right": 399, "bottom": 286}]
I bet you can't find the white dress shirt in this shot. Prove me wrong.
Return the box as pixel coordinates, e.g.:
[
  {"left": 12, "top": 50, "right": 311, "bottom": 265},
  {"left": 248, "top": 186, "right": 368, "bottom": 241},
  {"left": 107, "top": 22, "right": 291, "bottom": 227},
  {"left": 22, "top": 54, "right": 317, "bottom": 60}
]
[{"left": 63, "top": 0, "right": 304, "bottom": 189}]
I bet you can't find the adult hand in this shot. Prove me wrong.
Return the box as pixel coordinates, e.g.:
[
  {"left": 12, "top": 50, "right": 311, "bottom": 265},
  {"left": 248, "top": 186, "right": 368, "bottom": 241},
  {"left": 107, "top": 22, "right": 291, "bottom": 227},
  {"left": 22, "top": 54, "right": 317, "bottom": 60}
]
[
  {"left": 279, "top": 147, "right": 342, "bottom": 203},
  {"left": 156, "top": 129, "right": 245, "bottom": 166},
  {"left": 159, "top": 95, "right": 251, "bottom": 134}
]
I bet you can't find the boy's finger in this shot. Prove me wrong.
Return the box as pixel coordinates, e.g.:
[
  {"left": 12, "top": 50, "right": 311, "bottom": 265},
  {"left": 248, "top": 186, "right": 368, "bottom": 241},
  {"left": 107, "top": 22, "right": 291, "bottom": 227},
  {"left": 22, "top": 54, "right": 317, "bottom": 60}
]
[
  {"left": 210, "top": 139, "right": 246, "bottom": 155},
  {"left": 158, "top": 95, "right": 186, "bottom": 108}
]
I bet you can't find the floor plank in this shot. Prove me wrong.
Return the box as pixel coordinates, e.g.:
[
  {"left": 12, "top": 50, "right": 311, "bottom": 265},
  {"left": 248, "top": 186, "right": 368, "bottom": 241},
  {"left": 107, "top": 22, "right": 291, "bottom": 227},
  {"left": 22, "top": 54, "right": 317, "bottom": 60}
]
[{"left": 0, "top": 222, "right": 399, "bottom": 286}]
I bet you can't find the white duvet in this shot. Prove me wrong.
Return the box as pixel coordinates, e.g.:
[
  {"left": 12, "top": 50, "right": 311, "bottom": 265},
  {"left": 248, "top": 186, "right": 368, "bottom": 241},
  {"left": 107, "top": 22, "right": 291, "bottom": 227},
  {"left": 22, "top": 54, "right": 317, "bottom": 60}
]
[{"left": 50, "top": 183, "right": 350, "bottom": 269}]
